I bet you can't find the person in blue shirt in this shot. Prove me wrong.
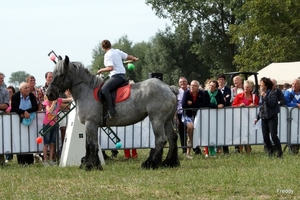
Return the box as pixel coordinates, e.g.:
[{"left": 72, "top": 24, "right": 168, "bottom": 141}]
[
  {"left": 283, "top": 78, "right": 300, "bottom": 154},
  {"left": 284, "top": 79, "right": 300, "bottom": 108}
]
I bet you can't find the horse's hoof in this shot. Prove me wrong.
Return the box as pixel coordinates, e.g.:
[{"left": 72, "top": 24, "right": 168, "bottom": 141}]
[
  {"left": 85, "top": 165, "right": 93, "bottom": 171},
  {"left": 141, "top": 162, "right": 149, "bottom": 169},
  {"left": 83, "top": 163, "right": 103, "bottom": 171},
  {"left": 81, "top": 156, "right": 86, "bottom": 164},
  {"left": 162, "top": 159, "right": 180, "bottom": 168},
  {"left": 141, "top": 161, "right": 158, "bottom": 169}
]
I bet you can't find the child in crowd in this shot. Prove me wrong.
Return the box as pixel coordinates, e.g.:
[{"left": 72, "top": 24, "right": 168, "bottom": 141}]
[{"left": 42, "top": 95, "right": 62, "bottom": 166}]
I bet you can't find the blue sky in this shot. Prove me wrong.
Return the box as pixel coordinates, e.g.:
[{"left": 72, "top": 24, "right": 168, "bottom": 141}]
[{"left": 0, "top": 1, "right": 171, "bottom": 86}]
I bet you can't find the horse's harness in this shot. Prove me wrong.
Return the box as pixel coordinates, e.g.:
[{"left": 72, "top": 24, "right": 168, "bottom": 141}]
[{"left": 51, "top": 65, "right": 83, "bottom": 92}]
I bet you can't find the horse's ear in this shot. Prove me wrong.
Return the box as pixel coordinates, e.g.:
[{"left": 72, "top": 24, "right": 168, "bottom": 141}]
[
  {"left": 64, "top": 56, "right": 69, "bottom": 65},
  {"left": 58, "top": 55, "right": 62, "bottom": 60}
]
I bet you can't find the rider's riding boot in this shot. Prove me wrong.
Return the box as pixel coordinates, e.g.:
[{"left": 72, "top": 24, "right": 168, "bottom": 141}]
[{"left": 102, "top": 91, "right": 117, "bottom": 119}]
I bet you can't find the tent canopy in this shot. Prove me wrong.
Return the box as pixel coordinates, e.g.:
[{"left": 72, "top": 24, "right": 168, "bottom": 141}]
[{"left": 248, "top": 61, "right": 300, "bottom": 85}]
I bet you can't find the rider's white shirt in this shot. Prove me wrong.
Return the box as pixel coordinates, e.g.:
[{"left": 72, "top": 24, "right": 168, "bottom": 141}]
[{"left": 104, "top": 48, "right": 127, "bottom": 76}]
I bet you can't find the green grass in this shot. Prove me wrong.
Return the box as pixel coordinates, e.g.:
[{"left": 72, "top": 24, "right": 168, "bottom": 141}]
[{"left": 1, "top": 146, "right": 299, "bottom": 200}]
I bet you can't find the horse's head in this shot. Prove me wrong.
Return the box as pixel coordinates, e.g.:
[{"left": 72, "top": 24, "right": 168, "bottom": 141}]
[{"left": 46, "top": 55, "right": 72, "bottom": 100}]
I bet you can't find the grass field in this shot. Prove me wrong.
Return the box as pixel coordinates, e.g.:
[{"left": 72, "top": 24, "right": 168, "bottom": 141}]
[{"left": 0, "top": 146, "right": 298, "bottom": 200}]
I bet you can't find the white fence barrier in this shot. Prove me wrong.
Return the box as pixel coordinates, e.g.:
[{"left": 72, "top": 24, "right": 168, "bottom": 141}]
[
  {"left": 0, "top": 111, "right": 155, "bottom": 154},
  {"left": 193, "top": 106, "right": 289, "bottom": 147},
  {"left": 99, "top": 117, "right": 155, "bottom": 149},
  {"left": 289, "top": 107, "right": 300, "bottom": 145},
  {"left": 0, "top": 112, "right": 44, "bottom": 154},
  {"left": 0, "top": 106, "right": 298, "bottom": 154}
]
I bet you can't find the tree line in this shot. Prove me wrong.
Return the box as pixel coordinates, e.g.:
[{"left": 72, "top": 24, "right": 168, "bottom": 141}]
[{"left": 90, "top": 0, "right": 300, "bottom": 85}]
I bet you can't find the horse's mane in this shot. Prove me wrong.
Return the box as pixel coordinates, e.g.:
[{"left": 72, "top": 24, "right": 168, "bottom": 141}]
[
  {"left": 56, "top": 60, "right": 102, "bottom": 89},
  {"left": 73, "top": 62, "right": 102, "bottom": 88}
]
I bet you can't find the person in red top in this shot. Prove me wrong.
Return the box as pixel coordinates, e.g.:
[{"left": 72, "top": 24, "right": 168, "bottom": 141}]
[
  {"left": 232, "top": 80, "right": 259, "bottom": 153},
  {"left": 232, "top": 80, "right": 259, "bottom": 107}
]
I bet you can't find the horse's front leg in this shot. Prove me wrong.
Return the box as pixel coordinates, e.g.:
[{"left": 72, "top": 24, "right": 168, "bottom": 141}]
[{"left": 80, "top": 121, "right": 103, "bottom": 171}]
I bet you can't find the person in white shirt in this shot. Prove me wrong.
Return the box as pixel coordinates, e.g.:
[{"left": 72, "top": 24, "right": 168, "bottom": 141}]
[{"left": 97, "top": 40, "right": 137, "bottom": 118}]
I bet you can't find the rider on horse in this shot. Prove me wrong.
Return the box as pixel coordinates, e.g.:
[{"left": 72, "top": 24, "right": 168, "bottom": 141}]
[{"left": 97, "top": 40, "right": 137, "bottom": 119}]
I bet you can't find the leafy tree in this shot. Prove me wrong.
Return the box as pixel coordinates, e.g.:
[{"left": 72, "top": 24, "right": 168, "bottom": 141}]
[
  {"left": 141, "top": 24, "right": 210, "bottom": 85},
  {"left": 8, "top": 71, "right": 30, "bottom": 87},
  {"left": 131, "top": 41, "right": 151, "bottom": 82},
  {"left": 146, "top": 0, "right": 243, "bottom": 76},
  {"left": 230, "top": 0, "right": 300, "bottom": 72},
  {"left": 90, "top": 43, "right": 105, "bottom": 75}
]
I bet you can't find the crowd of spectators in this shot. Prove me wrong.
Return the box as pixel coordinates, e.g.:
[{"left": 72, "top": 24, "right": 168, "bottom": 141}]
[
  {"left": 177, "top": 74, "right": 297, "bottom": 159},
  {"left": 0, "top": 72, "right": 74, "bottom": 166}
]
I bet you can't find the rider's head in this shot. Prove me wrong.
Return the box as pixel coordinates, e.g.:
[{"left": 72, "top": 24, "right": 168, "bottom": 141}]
[{"left": 101, "top": 40, "right": 112, "bottom": 51}]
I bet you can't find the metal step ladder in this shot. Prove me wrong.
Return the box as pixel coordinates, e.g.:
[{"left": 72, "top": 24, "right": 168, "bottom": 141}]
[
  {"left": 38, "top": 101, "right": 76, "bottom": 136},
  {"left": 100, "top": 127, "right": 121, "bottom": 145},
  {"left": 38, "top": 101, "right": 121, "bottom": 145}
]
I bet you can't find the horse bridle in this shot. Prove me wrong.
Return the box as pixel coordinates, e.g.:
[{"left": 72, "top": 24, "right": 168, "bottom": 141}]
[{"left": 51, "top": 62, "right": 83, "bottom": 92}]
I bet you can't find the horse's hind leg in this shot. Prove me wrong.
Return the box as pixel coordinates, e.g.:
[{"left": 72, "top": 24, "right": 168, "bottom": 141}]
[
  {"left": 80, "top": 122, "right": 103, "bottom": 171},
  {"left": 141, "top": 120, "right": 166, "bottom": 169},
  {"left": 162, "top": 120, "right": 180, "bottom": 167}
]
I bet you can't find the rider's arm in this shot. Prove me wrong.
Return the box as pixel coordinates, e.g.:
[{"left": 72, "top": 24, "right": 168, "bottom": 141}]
[
  {"left": 126, "top": 55, "right": 138, "bottom": 61},
  {"left": 97, "top": 66, "right": 113, "bottom": 74}
]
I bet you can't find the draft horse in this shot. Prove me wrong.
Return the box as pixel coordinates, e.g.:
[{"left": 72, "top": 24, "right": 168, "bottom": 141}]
[{"left": 46, "top": 56, "right": 180, "bottom": 170}]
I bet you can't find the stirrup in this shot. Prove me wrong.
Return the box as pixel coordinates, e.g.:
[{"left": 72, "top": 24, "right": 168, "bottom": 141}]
[{"left": 104, "top": 111, "right": 117, "bottom": 119}]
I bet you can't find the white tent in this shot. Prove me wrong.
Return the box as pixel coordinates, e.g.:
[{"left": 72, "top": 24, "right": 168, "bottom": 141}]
[{"left": 248, "top": 61, "right": 300, "bottom": 85}]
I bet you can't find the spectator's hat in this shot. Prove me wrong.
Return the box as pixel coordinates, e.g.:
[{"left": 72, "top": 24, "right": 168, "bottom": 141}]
[{"left": 21, "top": 112, "right": 36, "bottom": 126}]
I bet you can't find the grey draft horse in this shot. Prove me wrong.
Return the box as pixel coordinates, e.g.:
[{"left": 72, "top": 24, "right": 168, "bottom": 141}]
[{"left": 46, "top": 56, "right": 180, "bottom": 170}]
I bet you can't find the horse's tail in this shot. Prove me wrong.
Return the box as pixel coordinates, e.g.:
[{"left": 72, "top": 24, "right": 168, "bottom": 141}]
[{"left": 169, "top": 85, "right": 179, "bottom": 96}]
